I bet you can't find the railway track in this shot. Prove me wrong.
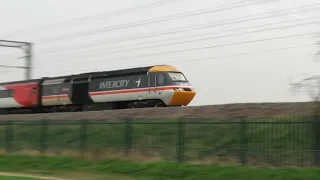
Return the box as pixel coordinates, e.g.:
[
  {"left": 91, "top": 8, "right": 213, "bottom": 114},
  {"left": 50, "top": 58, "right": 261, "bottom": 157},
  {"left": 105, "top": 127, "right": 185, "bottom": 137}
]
[{"left": 0, "top": 102, "right": 315, "bottom": 121}]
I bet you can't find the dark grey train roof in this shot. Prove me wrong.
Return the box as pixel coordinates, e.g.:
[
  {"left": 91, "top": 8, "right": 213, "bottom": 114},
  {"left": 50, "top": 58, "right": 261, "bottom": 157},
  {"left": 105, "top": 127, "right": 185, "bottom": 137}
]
[
  {"left": 0, "top": 65, "right": 166, "bottom": 85},
  {"left": 0, "top": 79, "right": 41, "bottom": 86},
  {"left": 73, "top": 65, "right": 155, "bottom": 78},
  {"left": 48, "top": 65, "right": 157, "bottom": 80}
]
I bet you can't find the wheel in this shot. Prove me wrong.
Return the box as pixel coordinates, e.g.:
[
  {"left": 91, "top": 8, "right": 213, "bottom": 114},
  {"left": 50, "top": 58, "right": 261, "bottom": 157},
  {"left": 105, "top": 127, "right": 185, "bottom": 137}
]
[
  {"left": 154, "top": 100, "right": 165, "bottom": 107},
  {"left": 129, "top": 102, "right": 139, "bottom": 108}
]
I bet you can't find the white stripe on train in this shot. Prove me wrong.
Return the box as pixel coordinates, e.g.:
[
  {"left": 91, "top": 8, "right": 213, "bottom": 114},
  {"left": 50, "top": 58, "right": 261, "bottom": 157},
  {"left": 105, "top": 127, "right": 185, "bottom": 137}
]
[{"left": 89, "top": 89, "right": 175, "bottom": 105}]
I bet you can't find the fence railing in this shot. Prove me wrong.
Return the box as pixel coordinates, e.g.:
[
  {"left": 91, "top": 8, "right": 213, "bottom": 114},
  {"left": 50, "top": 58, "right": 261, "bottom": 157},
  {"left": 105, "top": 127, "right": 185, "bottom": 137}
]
[{"left": 0, "top": 116, "right": 320, "bottom": 167}]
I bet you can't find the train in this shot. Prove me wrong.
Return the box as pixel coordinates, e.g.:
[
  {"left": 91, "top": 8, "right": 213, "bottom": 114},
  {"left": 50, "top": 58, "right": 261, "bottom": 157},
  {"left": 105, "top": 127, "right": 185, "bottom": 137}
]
[{"left": 0, "top": 64, "right": 196, "bottom": 115}]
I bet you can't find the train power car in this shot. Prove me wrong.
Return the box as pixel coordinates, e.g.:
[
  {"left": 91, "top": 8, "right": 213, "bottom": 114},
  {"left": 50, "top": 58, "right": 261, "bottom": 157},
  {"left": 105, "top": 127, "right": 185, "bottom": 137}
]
[{"left": 0, "top": 64, "right": 196, "bottom": 114}]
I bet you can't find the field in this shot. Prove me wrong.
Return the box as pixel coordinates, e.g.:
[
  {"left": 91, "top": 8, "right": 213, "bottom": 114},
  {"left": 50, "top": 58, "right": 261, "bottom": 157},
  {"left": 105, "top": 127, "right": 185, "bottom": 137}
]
[{"left": 1, "top": 155, "right": 320, "bottom": 180}]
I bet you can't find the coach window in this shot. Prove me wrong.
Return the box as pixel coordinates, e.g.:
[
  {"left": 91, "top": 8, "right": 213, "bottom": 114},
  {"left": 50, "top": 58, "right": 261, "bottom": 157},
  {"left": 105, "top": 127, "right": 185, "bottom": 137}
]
[
  {"left": 8, "top": 90, "right": 14, "bottom": 97},
  {"left": 0, "top": 90, "right": 8, "bottom": 98},
  {"left": 42, "top": 86, "right": 50, "bottom": 96},
  {"left": 52, "top": 85, "right": 60, "bottom": 94},
  {"left": 0, "top": 90, "right": 14, "bottom": 98}
]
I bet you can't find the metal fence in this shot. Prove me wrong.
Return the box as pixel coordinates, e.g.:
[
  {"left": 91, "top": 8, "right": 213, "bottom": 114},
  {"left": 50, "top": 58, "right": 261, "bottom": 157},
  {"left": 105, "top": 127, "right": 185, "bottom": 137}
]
[{"left": 0, "top": 116, "right": 320, "bottom": 167}]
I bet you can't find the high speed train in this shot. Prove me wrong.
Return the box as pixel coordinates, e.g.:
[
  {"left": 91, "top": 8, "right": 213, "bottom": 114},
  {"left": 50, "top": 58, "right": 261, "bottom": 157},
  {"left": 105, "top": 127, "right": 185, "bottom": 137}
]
[{"left": 0, "top": 64, "right": 196, "bottom": 114}]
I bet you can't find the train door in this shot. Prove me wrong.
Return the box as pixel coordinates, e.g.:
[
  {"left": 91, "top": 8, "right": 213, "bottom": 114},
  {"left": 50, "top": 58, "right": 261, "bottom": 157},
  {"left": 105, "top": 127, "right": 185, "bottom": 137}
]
[
  {"left": 29, "top": 87, "right": 38, "bottom": 106},
  {"left": 71, "top": 77, "right": 93, "bottom": 105},
  {"left": 53, "top": 84, "right": 61, "bottom": 105},
  {"left": 148, "top": 72, "right": 155, "bottom": 92},
  {"left": 148, "top": 72, "right": 158, "bottom": 98},
  {"left": 58, "top": 83, "right": 72, "bottom": 106}
]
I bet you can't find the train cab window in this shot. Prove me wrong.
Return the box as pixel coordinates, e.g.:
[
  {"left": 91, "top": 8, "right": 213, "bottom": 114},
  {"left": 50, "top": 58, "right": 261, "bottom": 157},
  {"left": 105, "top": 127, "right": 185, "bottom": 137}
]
[
  {"left": 168, "top": 72, "right": 187, "bottom": 82},
  {"left": 157, "top": 73, "right": 165, "bottom": 86}
]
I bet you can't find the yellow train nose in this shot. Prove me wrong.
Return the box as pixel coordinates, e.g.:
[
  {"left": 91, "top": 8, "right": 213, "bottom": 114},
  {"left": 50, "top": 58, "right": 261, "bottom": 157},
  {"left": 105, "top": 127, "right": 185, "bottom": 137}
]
[{"left": 168, "top": 91, "right": 196, "bottom": 106}]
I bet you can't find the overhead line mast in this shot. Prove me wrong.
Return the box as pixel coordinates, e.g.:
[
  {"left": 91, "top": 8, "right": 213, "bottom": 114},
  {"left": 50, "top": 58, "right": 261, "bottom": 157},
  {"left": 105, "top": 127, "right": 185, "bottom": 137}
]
[{"left": 0, "top": 40, "right": 32, "bottom": 80}]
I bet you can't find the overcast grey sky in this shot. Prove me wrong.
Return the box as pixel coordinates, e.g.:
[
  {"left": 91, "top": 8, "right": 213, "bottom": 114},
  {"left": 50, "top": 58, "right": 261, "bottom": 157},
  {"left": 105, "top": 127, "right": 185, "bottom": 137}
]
[{"left": 0, "top": 0, "right": 319, "bottom": 106}]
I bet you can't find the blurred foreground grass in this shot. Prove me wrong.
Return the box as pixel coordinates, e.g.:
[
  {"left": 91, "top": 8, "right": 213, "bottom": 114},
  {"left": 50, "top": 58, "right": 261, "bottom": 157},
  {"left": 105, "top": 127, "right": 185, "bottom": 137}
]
[
  {"left": 0, "top": 154, "right": 320, "bottom": 180},
  {"left": 0, "top": 176, "right": 40, "bottom": 180}
]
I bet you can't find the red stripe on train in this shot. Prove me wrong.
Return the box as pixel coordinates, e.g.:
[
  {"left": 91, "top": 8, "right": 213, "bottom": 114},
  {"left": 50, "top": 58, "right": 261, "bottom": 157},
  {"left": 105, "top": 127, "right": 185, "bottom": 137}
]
[
  {"left": 42, "top": 86, "right": 191, "bottom": 98},
  {"left": 89, "top": 87, "right": 176, "bottom": 96},
  {"left": 42, "top": 95, "right": 69, "bottom": 99}
]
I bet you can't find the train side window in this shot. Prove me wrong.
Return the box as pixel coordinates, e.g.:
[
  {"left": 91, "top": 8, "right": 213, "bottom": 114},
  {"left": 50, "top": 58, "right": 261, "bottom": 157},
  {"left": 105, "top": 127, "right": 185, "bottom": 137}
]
[
  {"left": 42, "top": 86, "right": 50, "bottom": 96},
  {"left": 52, "top": 85, "right": 60, "bottom": 94},
  {"left": 42, "top": 85, "right": 59, "bottom": 96},
  {"left": 8, "top": 90, "right": 14, "bottom": 97},
  {"left": 0, "top": 90, "right": 14, "bottom": 98},
  {"left": 0, "top": 90, "right": 7, "bottom": 98},
  {"left": 157, "top": 73, "right": 165, "bottom": 86},
  {"left": 148, "top": 72, "right": 156, "bottom": 87}
]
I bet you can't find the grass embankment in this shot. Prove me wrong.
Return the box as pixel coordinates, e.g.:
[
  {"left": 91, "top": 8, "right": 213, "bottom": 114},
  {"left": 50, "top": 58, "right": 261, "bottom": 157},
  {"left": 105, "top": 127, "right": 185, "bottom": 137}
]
[
  {"left": 1, "top": 155, "right": 320, "bottom": 180},
  {"left": 0, "top": 117, "right": 314, "bottom": 166}
]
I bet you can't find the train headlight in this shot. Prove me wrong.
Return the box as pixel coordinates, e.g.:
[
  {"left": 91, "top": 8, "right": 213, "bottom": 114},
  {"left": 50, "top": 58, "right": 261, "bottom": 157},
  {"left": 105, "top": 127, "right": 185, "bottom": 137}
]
[{"left": 173, "top": 88, "right": 184, "bottom": 91}]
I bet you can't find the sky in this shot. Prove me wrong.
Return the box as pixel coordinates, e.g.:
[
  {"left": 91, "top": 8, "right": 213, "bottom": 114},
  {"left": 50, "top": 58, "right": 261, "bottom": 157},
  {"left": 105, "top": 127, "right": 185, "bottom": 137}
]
[{"left": 0, "top": 0, "right": 319, "bottom": 106}]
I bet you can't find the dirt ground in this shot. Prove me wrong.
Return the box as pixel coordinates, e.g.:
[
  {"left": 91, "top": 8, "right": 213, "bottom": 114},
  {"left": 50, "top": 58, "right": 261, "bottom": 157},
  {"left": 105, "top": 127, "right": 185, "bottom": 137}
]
[{"left": 0, "top": 101, "right": 316, "bottom": 121}]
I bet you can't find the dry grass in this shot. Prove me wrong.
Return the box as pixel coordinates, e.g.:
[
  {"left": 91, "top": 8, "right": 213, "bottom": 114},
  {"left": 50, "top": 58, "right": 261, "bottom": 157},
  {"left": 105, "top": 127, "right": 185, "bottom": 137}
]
[
  {"left": 0, "top": 148, "right": 275, "bottom": 167},
  {"left": 0, "top": 148, "right": 165, "bottom": 163}
]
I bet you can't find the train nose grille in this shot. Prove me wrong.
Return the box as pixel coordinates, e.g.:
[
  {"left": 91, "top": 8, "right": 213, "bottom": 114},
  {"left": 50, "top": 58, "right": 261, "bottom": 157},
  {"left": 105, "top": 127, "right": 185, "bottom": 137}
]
[{"left": 183, "top": 88, "right": 192, "bottom": 91}]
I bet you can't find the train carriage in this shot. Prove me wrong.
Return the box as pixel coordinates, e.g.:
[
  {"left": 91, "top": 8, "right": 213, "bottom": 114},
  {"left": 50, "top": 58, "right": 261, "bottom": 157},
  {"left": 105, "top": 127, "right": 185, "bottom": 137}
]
[{"left": 88, "top": 65, "right": 196, "bottom": 108}]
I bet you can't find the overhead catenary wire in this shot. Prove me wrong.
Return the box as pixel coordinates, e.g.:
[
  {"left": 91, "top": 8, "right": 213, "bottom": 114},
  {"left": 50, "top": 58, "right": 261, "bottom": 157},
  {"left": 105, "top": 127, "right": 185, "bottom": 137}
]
[
  {"left": 41, "top": 31, "right": 318, "bottom": 67},
  {"left": 37, "top": 3, "right": 320, "bottom": 54},
  {"left": 38, "top": 19, "right": 320, "bottom": 59},
  {"left": 0, "top": 0, "right": 190, "bottom": 39},
  {"left": 35, "top": 0, "right": 276, "bottom": 43},
  {"left": 38, "top": 13, "right": 320, "bottom": 57},
  {"left": 35, "top": 43, "right": 316, "bottom": 74}
]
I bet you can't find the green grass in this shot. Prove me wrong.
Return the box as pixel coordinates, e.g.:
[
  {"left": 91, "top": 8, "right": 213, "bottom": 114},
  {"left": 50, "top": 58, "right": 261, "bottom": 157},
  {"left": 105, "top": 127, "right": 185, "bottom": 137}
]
[
  {"left": 0, "top": 176, "right": 39, "bottom": 180},
  {"left": 0, "top": 173, "right": 146, "bottom": 180},
  {"left": 0, "top": 116, "right": 315, "bottom": 166},
  {"left": 1, "top": 154, "right": 320, "bottom": 180}
]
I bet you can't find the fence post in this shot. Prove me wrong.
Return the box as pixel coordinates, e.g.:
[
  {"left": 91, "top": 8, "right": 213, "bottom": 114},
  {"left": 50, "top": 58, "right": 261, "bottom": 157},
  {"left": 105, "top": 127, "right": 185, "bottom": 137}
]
[
  {"left": 39, "top": 120, "right": 48, "bottom": 154},
  {"left": 5, "top": 120, "right": 13, "bottom": 153},
  {"left": 314, "top": 103, "right": 320, "bottom": 166},
  {"left": 239, "top": 116, "right": 248, "bottom": 166},
  {"left": 124, "top": 118, "right": 133, "bottom": 156},
  {"left": 176, "top": 118, "right": 185, "bottom": 163},
  {"left": 80, "top": 120, "right": 88, "bottom": 158}
]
